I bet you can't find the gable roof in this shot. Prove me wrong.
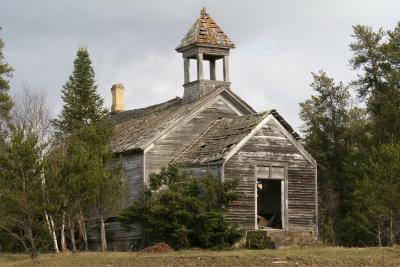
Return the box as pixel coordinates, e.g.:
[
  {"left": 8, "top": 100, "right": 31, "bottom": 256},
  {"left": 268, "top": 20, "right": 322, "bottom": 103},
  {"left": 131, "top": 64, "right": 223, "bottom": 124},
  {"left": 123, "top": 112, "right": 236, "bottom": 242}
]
[
  {"left": 176, "top": 7, "right": 235, "bottom": 51},
  {"left": 110, "top": 85, "right": 254, "bottom": 154},
  {"left": 173, "top": 110, "right": 303, "bottom": 166}
]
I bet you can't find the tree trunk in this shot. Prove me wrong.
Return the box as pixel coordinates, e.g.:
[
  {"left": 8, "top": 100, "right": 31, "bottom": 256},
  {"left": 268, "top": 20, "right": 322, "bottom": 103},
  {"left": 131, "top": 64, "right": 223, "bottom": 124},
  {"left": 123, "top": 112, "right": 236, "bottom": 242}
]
[
  {"left": 26, "top": 228, "right": 38, "bottom": 259},
  {"left": 377, "top": 223, "right": 382, "bottom": 247},
  {"left": 44, "top": 211, "right": 59, "bottom": 253},
  {"left": 390, "top": 211, "right": 394, "bottom": 246},
  {"left": 61, "top": 212, "right": 67, "bottom": 252},
  {"left": 69, "top": 217, "right": 77, "bottom": 252},
  {"left": 100, "top": 215, "right": 107, "bottom": 252},
  {"left": 78, "top": 214, "right": 88, "bottom": 251}
]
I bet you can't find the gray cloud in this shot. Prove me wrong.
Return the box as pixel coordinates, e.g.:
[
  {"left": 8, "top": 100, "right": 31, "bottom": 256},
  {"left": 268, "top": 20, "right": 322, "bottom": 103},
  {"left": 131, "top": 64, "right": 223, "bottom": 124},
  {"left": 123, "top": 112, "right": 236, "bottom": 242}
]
[{"left": 1, "top": 0, "right": 399, "bottom": 132}]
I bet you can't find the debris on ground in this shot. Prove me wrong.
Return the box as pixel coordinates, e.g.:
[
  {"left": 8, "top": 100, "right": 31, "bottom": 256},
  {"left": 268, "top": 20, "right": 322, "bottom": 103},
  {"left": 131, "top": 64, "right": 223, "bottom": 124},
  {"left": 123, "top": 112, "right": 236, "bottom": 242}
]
[{"left": 140, "top": 243, "right": 172, "bottom": 253}]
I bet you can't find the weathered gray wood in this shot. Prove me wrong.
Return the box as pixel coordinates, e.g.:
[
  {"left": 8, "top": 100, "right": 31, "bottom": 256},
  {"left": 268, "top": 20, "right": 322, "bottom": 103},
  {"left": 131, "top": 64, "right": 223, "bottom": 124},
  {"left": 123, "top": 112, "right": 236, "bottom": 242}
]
[
  {"left": 145, "top": 99, "right": 238, "bottom": 177},
  {"left": 88, "top": 152, "right": 144, "bottom": 245},
  {"left": 183, "top": 165, "right": 222, "bottom": 181},
  {"left": 224, "top": 119, "right": 317, "bottom": 233},
  {"left": 121, "top": 152, "right": 144, "bottom": 208}
]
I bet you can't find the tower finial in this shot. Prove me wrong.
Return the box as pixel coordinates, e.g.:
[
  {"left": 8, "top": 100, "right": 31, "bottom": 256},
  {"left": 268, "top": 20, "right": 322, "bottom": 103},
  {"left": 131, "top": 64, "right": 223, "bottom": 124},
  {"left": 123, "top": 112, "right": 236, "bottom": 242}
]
[{"left": 201, "top": 7, "right": 206, "bottom": 15}]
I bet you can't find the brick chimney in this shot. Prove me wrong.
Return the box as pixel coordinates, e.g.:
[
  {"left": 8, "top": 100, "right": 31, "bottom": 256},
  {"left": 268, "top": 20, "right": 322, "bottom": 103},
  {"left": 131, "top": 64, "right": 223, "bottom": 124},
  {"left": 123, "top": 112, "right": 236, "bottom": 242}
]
[{"left": 111, "top": 83, "right": 124, "bottom": 114}]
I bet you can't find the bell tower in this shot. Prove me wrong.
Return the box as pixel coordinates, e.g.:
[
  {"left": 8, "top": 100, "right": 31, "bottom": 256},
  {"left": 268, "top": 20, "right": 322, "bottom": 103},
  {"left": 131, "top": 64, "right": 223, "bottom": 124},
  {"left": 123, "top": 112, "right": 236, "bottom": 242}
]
[{"left": 176, "top": 7, "right": 235, "bottom": 102}]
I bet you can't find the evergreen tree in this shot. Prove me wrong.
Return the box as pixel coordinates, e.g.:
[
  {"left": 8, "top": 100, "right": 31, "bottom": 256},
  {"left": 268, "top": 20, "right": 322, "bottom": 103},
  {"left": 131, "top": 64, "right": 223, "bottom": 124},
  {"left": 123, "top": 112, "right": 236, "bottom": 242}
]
[
  {"left": 299, "top": 22, "right": 400, "bottom": 246},
  {"left": 0, "top": 127, "right": 46, "bottom": 258},
  {"left": 299, "top": 71, "right": 352, "bottom": 244},
  {"left": 0, "top": 27, "right": 13, "bottom": 122},
  {"left": 349, "top": 144, "right": 400, "bottom": 246},
  {"left": 350, "top": 23, "right": 400, "bottom": 143},
  {"left": 0, "top": 27, "right": 14, "bottom": 148},
  {"left": 53, "top": 47, "right": 107, "bottom": 134},
  {"left": 119, "top": 165, "right": 243, "bottom": 250},
  {"left": 51, "top": 47, "right": 123, "bottom": 252}
]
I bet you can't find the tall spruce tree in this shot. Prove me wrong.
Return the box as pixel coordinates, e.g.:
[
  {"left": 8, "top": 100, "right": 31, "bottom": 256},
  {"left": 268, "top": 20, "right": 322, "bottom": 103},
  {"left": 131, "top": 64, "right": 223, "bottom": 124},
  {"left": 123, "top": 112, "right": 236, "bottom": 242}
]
[
  {"left": 51, "top": 47, "right": 123, "bottom": 252},
  {"left": 53, "top": 47, "right": 107, "bottom": 133}
]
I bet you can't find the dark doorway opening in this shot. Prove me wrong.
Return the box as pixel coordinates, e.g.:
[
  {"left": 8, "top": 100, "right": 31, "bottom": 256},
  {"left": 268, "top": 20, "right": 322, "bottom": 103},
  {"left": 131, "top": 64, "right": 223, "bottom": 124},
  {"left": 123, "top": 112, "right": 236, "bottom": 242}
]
[{"left": 257, "top": 179, "right": 282, "bottom": 229}]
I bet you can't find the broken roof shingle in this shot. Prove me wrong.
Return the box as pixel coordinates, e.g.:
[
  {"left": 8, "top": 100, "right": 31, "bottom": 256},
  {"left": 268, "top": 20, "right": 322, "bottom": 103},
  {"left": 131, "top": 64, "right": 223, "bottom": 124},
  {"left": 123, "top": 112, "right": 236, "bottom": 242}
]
[
  {"left": 173, "top": 110, "right": 303, "bottom": 166},
  {"left": 176, "top": 7, "right": 235, "bottom": 50},
  {"left": 173, "top": 111, "right": 272, "bottom": 165}
]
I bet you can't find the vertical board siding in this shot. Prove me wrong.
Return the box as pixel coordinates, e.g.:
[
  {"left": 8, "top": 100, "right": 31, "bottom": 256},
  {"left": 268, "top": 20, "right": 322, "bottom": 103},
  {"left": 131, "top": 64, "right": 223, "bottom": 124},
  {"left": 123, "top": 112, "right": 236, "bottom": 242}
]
[
  {"left": 224, "top": 120, "right": 317, "bottom": 232},
  {"left": 122, "top": 152, "right": 144, "bottom": 207},
  {"left": 91, "top": 152, "right": 144, "bottom": 245},
  {"left": 145, "top": 99, "right": 237, "bottom": 177}
]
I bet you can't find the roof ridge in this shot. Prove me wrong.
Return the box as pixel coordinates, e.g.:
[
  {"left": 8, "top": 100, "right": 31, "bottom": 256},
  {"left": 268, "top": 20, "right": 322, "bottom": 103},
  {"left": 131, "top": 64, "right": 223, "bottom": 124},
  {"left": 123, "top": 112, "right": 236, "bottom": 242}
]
[{"left": 116, "top": 97, "right": 181, "bottom": 115}]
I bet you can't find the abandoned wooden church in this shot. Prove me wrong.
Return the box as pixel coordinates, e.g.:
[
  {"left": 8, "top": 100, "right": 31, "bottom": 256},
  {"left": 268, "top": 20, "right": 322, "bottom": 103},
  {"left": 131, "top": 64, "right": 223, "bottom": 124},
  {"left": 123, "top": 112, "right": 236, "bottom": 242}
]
[{"left": 103, "top": 8, "right": 317, "bottom": 246}]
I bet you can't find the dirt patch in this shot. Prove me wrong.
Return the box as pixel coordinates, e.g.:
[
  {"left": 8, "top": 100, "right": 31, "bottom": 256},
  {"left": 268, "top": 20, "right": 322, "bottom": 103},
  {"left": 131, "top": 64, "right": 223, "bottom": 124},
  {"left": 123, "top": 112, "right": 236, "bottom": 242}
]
[{"left": 140, "top": 243, "right": 173, "bottom": 253}]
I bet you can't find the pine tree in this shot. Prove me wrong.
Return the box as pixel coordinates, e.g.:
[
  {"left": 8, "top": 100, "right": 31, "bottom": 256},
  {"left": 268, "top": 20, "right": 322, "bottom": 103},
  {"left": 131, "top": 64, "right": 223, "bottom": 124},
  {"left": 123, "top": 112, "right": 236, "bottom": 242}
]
[
  {"left": 350, "top": 23, "right": 400, "bottom": 143},
  {"left": 299, "top": 71, "right": 352, "bottom": 244},
  {"left": 0, "top": 127, "right": 45, "bottom": 259}
]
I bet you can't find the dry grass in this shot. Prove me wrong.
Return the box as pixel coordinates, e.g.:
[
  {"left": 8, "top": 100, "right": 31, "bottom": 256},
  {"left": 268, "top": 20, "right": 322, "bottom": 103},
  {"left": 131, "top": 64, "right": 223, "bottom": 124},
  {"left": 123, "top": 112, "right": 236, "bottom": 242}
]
[{"left": 0, "top": 246, "right": 399, "bottom": 267}]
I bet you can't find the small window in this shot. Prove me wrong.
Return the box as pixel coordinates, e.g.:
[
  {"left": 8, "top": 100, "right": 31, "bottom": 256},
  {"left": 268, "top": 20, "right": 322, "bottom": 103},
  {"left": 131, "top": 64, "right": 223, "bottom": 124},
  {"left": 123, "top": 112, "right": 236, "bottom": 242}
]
[
  {"left": 271, "top": 166, "right": 285, "bottom": 179},
  {"left": 257, "top": 165, "right": 285, "bottom": 180}
]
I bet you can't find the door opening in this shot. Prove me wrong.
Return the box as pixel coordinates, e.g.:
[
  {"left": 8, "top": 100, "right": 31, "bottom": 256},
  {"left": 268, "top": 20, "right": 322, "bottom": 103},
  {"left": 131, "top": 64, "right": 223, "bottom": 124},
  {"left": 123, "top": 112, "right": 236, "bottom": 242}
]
[{"left": 257, "top": 179, "right": 282, "bottom": 229}]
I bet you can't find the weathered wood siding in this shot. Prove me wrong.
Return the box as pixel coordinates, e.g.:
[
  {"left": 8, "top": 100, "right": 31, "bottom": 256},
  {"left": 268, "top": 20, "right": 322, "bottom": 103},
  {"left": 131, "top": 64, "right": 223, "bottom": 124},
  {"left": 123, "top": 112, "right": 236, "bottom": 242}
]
[
  {"left": 183, "top": 164, "right": 222, "bottom": 181},
  {"left": 122, "top": 152, "right": 144, "bottom": 207},
  {"left": 89, "top": 152, "right": 144, "bottom": 246},
  {"left": 224, "top": 119, "right": 317, "bottom": 232},
  {"left": 88, "top": 220, "right": 142, "bottom": 249},
  {"left": 145, "top": 99, "right": 237, "bottom": 177}
]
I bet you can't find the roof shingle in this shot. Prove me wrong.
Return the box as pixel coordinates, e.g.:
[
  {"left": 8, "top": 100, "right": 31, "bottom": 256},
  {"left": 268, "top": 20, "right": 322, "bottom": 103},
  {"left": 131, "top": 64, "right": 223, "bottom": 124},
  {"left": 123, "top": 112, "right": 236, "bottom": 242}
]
[
  {"left": 173, "top": 111, "right": 272, "bottom": 165},
  {"left": 176, "top": 7, "right": 235, "bottom": 50},
  {"left": 110, "top": 85, "right": 228, "bottom": 153}
]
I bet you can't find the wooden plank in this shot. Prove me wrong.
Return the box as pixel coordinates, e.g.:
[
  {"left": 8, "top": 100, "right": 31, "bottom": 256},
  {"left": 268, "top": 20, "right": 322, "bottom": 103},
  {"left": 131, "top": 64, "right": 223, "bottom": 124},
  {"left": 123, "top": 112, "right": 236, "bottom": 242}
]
[
  {"left": 224, "top": 120, "right": 317, "bottom": 233},
  {"left": 145, "top": 99, "right": 237, "bottom": 177}
]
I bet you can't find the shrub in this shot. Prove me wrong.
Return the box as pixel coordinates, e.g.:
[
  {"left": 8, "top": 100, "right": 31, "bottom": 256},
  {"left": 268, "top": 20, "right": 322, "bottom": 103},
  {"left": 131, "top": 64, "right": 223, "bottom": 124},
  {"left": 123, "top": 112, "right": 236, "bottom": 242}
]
[
  {"left": 247, "top": 232, "right": 269, "bottom": 250},
  {"left": 119, "top": 165, "right": 244, "bottom": 249}
]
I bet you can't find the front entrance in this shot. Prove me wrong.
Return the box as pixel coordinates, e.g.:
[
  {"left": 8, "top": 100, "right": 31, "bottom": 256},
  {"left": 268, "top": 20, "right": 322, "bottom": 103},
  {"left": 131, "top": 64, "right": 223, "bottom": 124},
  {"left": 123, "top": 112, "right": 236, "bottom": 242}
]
[
  {"left": 257, "top": 179, "right": 282, "bottom": 229},
  {"left": 255, "top": 164, "right": 288, "bottom": 230}
]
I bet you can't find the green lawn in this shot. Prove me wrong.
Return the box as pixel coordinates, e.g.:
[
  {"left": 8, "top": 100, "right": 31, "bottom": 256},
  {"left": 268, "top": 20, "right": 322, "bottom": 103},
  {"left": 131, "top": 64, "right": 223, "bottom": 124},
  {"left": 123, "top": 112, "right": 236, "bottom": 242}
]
[{"left": 1, "top": 247, "right": 399, "bottom": 267}]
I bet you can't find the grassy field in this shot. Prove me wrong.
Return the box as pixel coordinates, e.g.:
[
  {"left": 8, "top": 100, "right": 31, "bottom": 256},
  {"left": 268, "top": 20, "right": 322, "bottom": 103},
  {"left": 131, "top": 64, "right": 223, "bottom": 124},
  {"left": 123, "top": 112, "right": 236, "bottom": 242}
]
[{"left": 0, "top": 247, "right": 399, "bottom": 267}]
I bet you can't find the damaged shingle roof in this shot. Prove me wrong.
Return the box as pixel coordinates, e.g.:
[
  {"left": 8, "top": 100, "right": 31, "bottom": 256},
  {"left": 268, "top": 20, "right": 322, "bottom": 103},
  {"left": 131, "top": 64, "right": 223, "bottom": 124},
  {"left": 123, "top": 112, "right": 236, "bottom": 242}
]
[
  {"left": 110, "top": 85, "right": 229, "bottom": 153},
  {"left": 176, "top": 7, "right": 235, "bottom": 50},
  {"left": 173, "top": 110, "right": 302, "bottom": 165},
  {"left": 172, "top": 111, "right": 272, "bottom": 165}
]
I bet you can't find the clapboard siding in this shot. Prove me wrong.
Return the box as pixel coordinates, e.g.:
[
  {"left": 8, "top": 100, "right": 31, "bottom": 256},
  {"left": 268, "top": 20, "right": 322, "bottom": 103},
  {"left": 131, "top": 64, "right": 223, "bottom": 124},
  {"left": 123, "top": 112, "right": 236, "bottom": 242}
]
[
  {"left": 122, "top": 152, "right": 144, "bottom": 207},
  {"left": 96, "top": 152, "right": 144, "bottom": 244},
  {"left": 145, "top": 99, "right": 237, "bottom": 177},
  {"left": 88, "top": 220, "right": 142, "bottom": 247},
  {"left": 183, "top": 164, "right": 222, "bottom": 180},
  {"left": 224, "top": 119, "right": 317, "bottom": 232}
]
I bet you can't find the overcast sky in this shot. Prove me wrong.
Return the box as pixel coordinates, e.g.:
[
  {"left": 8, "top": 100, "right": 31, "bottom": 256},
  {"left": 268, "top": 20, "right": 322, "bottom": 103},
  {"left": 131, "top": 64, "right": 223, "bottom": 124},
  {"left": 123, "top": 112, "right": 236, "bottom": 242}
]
[{"left": 1, "top": 0, "right": 399, "bottom": 132}]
